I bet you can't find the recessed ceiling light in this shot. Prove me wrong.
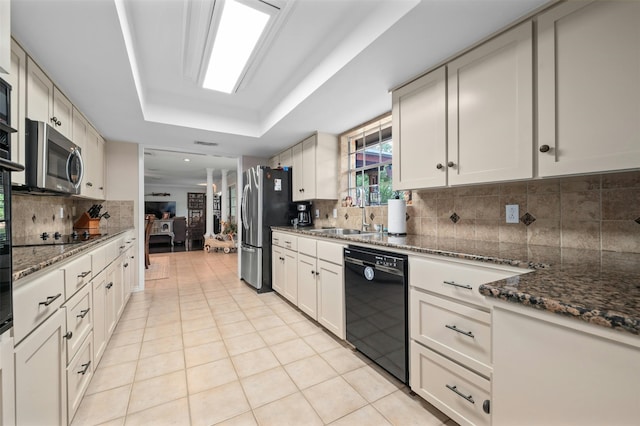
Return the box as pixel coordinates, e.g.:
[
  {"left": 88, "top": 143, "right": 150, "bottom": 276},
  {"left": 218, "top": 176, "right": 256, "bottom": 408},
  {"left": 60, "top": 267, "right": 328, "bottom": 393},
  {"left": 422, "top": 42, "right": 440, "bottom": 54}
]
[{"left": 202, "top": 0, "right": 276, "bottom": 93}]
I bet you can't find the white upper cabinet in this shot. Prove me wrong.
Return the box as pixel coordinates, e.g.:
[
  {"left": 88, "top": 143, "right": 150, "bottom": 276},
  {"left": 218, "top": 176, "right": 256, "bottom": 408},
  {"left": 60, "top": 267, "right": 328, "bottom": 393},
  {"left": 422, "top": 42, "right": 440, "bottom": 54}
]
[
  {"left": 537, "top": 0, "right": 640, "bottom": 176},
  {"left": 26, "top": 57, "right": 72, "bottom": 139},
  {"left": 292, "top": 133, "right": 338, "bottom": 201},
  {"left": 447, "top": 21, "right": 533, "bottom": 185},
  {"left": 392, "top": 66, "right": 447, "bottom": 190},
  {"left": 8, "top": 40, "right": 26, "bottom": 185},
  {"left": 82, "top": 124, "right": 106, "bottom": 200}
]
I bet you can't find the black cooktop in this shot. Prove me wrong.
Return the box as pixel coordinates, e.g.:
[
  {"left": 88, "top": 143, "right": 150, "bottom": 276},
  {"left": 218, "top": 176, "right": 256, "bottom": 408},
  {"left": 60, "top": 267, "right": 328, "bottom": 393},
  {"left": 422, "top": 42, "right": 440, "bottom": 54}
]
[{"left": 12, "top": 231, "right": 108, "bottom": 247}]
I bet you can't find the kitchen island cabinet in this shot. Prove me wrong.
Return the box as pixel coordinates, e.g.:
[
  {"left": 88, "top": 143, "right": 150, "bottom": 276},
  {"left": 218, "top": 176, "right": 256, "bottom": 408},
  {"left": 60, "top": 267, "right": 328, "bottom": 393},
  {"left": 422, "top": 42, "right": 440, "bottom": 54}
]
[
  {"left": 537, "top": 0, "right": 640, "bottom": 177},
  {"left": 491, "top": 301, "right": 640, "bottom": 425}
]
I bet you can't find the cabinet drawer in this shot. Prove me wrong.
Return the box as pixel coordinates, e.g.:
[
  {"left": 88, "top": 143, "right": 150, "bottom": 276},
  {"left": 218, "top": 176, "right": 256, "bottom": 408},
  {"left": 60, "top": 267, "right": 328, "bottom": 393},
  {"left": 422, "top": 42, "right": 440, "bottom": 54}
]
[
  {"left": 62, "top": 255, "right": 92, "bottom": 299},
  {"left": 105, "top": 239, "right": 120, "bottom": 265},
  {"left": 411, "top": 290, "right": 491, "bottom": 376},
  {"left": 13, "top": 269, "right": 65, "bottom": 344},
  {"left": 67, "top": 332, "right": 93, "bottom": 422},
  {"left": 272, "top": 231, "right": 283, "bottom": 247},
  {"left": 317, "top": 240, "right": 344, "bottom": 265},
  {"left": 411, "top": 341, "right": 491, "bottom": 426},
  {"left": 63, "top": 283, "right": 93, "bottom": 363},
  {"left": 298, "top": 237, "right": 316, "bottom": 257},
  {"left": 409, "top": 256, "right": 525, "bottom": 307},
  {"left": 282, "top": 234, "right": 297, "bottom": 251}
]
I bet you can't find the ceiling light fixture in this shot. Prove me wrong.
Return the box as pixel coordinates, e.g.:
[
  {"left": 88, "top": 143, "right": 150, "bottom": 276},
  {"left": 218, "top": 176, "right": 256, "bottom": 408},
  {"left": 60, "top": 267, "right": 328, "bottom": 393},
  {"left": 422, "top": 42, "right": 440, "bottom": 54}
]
[
  {"left": 202, "top": 0, "right": 274, "bottom": 94},
  {"left": 184, "top": 158, "right": 191, "bottom": 162},
  {"left": 183, "top": 0, "right": 291, "bottom": 94}
]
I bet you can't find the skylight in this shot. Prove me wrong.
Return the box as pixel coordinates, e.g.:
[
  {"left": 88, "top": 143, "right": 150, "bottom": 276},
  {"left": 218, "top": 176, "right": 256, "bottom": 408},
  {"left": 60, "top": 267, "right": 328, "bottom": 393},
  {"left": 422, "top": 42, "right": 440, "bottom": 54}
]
[{"left": 202, "top": 0, "right": 272, "bottom": 94}]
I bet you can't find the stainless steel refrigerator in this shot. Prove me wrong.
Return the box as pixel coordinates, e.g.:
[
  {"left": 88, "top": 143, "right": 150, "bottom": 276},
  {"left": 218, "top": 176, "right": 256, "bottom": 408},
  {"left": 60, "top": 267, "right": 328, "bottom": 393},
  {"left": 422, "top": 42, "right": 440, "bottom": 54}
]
[{"left": 240, "top": 166, "right": 292, "bottom": 292}]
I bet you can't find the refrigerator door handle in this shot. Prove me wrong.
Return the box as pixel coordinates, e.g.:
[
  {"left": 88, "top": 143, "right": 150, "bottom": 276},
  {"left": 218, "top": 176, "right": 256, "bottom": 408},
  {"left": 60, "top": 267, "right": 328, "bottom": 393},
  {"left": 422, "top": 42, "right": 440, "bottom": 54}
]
[
  {"left": 241, "top": 183, "right": 250, "bottom": 230},
  {"left": 242, "top": 244, "right": 256, "bottom": 253}
]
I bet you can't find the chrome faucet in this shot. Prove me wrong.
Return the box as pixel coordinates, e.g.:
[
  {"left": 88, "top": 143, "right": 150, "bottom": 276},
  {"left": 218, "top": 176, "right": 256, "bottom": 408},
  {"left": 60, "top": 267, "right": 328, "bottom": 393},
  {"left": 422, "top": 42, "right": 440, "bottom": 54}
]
[{"left": 357, "top": 187, "right": 370, "bottom": 231}]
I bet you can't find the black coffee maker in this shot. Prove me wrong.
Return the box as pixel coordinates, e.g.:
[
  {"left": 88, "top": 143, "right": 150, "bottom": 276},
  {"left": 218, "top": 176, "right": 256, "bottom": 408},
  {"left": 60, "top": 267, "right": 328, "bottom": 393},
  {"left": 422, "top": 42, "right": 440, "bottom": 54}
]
[{"left": 295, "top": 202, "right": 313, "bottom": 227}]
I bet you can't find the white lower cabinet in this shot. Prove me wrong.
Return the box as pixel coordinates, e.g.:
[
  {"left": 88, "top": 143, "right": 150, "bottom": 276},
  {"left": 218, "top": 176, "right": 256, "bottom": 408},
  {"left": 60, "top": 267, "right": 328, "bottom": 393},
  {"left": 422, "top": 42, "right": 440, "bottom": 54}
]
[
  {"left": 92, "top": 272, "right": 107, "bottom": 366},
  {"left": 11, "top": 233, "right": 134, "bottom": 426},
  {"left": 297, "top": 253, "right": 318, "bottom": 320},
  {"left": 272, "top": 233, "right": 345, "bottom": 340},
  {"left": 316, "top": 258, "right": 344, "bottom": 339},
  {"left": 409, "top": 255, "right": 528, "bottom": 426},
  {"left": 411, "top": 341, "right": 491, "bottom": 426},
  {"left": 66, "top": 333, "right": 93, "bottom": 421},
  {"left": 491, "top": 303, "right": 640, "bottom": 425},
  {"left": 14, "top": 309, "right": 67, "bottom": 426}
]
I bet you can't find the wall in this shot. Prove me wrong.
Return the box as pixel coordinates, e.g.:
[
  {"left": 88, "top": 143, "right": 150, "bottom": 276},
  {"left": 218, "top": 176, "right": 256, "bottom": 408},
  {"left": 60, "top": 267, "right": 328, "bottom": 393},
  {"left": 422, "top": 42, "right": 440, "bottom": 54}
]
[
  {"left": 310, "top": 136, "right": 640, "bottom": 253},
  {"left": 144, "top": 185, "right": 204, "bottom": 218}
]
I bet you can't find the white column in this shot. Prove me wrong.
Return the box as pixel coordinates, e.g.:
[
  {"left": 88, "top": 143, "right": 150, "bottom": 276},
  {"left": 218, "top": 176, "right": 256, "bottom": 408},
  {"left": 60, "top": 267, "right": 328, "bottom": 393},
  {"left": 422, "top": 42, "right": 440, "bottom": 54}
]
[
  {"left": 206, "top": 167, "right": 214, "bottom": 237},
  {"left": 221, "top": 169, "right": 229, "bottom": 228}
]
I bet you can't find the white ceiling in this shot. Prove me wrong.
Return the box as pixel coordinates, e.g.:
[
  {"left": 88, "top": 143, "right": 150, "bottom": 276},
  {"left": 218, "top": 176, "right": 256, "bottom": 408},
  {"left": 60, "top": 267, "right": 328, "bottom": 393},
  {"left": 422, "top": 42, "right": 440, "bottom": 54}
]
[{"left": 10, "top": 0, "right": 550, "bottom": 187}]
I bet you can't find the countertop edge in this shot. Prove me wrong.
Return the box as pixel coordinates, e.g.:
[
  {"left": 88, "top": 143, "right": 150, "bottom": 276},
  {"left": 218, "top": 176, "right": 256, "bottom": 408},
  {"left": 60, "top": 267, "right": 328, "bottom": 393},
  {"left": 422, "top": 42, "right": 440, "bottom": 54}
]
[
  {"left": 12, "top": 228, "right": 134, "bottom": 281},
  {"left": 272, "top": 226, "right": 640, "bottom": 336}
]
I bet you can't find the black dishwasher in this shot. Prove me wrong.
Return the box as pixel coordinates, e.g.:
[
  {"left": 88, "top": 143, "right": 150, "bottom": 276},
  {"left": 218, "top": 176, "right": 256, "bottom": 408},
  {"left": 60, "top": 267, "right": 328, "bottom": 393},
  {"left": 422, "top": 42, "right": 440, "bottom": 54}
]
[{"left": 344, "top": 245, "right": 408, "bottom": 384}]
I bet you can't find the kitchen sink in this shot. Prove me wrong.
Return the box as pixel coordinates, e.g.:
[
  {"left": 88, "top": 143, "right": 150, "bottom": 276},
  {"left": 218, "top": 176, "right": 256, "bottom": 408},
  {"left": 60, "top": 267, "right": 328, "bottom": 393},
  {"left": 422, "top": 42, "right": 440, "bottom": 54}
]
[{"left": 306, "top": 228, "right": 379, "bottom": 237}]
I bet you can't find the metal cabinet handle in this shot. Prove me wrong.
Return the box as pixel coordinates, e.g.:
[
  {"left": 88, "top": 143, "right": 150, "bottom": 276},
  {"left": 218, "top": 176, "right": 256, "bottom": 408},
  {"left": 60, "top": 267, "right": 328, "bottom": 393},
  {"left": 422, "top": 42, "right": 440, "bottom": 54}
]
[
  {"left": 315, "top": 271, "right": 320, "bottom": 276},
  {"left": 447, "top": 161, "right": 455, "bottom": 168},
  {"left": 77, "top": 271, "right": 91, "bottom": 278},
  {"left": 39, "top": 293, "right": 62, "bottom": 306},
  {"left": 446, "top": 384, "right": 474, "bottom": 404},
  {"left": 77, "top": 308, "right": 91, "bottom": 319},
  {"left": 124, "top": 263, "right": 129, "bottom": 268},
  {"left": 50, "top": 116, "right": 61, "bottom": 126},
  {"left": 63, "top": 331, "right": 73, "bottom": 340},
  {"left": 86, "top": 182, "right": 93, "bottom": 187},
  {"left": 77, "top": 361, "right": 91, "bottom": 375},
  {"left": 445, "top": 324, "right": 475, "bottom": 338},
  {"left": 483, "top": 400, "right": 491, "bottom": 414},
  {"left": 442, "top": 280, "right": 472, "bottom": 290},
  {"left": 311, "top": 270, "right": 315, "bottom": 275},
  {"left": 120, "top": 245, "right": 126, "bottom": 249},
  {"left": 106, "top": 282, "right": 113, "bottom": 289},
  {"left": 436, "top": 163, "right": 444, "bottom": 170},
  {"left": 539, "top": 144, "right": 550, "bottom": 153}
]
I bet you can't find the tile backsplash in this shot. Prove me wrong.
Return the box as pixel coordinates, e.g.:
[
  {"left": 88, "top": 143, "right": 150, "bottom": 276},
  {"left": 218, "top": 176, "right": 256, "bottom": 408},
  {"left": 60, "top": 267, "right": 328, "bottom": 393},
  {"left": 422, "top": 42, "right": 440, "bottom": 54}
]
[
  {"left": 11, "top": 194, "right": 134, "bottom": 238},
  {"left": 312, "top": 170, "right": 640, "bottom": 254}
]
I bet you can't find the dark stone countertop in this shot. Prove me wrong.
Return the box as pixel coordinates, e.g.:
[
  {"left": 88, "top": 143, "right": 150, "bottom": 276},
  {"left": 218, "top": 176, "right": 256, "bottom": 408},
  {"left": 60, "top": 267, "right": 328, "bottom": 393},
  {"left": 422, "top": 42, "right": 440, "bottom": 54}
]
[
  {"left": 12, "top": 228, "right": 133, "bottom": 281},
  {"left": 273, "top": 226, "right": 640, "bottom": 336}
]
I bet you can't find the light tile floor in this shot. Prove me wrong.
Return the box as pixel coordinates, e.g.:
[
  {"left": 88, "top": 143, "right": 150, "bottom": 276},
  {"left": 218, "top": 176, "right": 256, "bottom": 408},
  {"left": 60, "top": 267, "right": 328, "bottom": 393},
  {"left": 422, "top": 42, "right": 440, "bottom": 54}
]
[{"left": 72, "top": 251, "right": 457, "bottom": 426}]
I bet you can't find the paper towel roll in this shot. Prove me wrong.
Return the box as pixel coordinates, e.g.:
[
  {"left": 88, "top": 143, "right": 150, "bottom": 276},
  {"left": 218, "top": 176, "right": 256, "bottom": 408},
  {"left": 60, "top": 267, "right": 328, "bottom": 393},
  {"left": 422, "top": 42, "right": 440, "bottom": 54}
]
[{"left": 387, "top": 199, "right": 407, "bottom": 235}]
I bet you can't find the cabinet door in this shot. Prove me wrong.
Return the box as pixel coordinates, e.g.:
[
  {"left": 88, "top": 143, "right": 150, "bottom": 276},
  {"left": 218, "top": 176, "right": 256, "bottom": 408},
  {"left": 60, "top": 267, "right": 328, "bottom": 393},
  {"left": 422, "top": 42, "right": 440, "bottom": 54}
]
[
  {"left": 26, "top": 57, "right": 53, "bottom": 123},
  {"left": 92, "top": 274, "right": 107, "bottom": 365},
  {"left": 268, "top": 155, "right": 279, "bottom": 169},
  {"left": 537, "top": 1, "right": 640, "bottom": 176},
  {"left": 291, "top": 142, "right": 304, "bottom": 201},
  {"left": 492, "top": 306, "right": 640, "bottom": 425},
  {"left": 297, "top": 253, "right": 317, "bottom": 320},
  {"left": 52, "top": 87, "right": 72, "bottom": 138},
  {"left": 15, "top": 309, "right": 67, "bottom": 426},
  {"left": 72, "top": 107, "right": 87, "bottom": 150},
  {"left": 392, "top": 66, "right": 447, "bottom": 190},
  {"left": 0, "top": 1, "right": 9, "bottom": 74},
  {"left": 448, "top": 21, "right": 533, "bottom": 185},
  {"left": 84, "top": 125, "right": 106, "bottom": 199},
  {"left": 8, "top": 40, "right": 27, "bottom": 185},
  {"left": 301, "top": 135, "right": 316, "bottom": 199},
  {"left": 105, "top": 264, "right": 118, "bottom": 336},
  {"left": 279, "top": 148, "right": 292, "bottom": 168},
  {"left": 283, "top": 248, "right": 298, "bottom": 304},
  {"left": 271, "top": 245, "right": 284, "bottom": 294},
  {"left": 317, "top": 259, "right": 345, "bottom": 339}
]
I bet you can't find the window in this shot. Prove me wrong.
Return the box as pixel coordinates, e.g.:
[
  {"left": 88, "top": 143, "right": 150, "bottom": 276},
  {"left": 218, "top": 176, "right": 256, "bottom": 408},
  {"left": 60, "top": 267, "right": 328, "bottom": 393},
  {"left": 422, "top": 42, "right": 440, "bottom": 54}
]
[{"left": 346, "top": 115, "right": 394, "bottom": 206}]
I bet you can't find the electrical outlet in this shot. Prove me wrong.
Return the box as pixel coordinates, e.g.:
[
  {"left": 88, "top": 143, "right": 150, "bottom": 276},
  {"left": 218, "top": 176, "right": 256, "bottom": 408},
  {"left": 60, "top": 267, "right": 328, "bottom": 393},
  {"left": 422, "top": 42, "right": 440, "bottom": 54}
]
[
  {"left": 332, "top": 208, "right": 337, "bottom": 218},
  {"left": 506, "top": 204, "right": 519, "bottom": 224},
  {"left": 315, "top": 209, "right": 320, "bottom": 218}
]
